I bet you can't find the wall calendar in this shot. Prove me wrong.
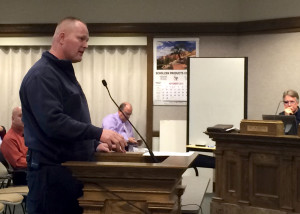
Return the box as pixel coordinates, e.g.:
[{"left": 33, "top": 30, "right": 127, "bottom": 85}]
[{"left": 153, "top": 38, "right": 199, "bottom": 105}]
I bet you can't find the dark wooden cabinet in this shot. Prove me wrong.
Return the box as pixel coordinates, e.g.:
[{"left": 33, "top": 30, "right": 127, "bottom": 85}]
[{"left": 207, "top": 132, "right": 300, "bottom": 214}]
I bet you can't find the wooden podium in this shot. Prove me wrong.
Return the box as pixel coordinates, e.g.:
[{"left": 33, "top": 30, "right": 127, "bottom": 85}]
[
  {"left": 62, "top": 152, "right": 198, "bottom": 214},
  {"left": 206, "top": 130, "right": 300, "bottom": 214}
]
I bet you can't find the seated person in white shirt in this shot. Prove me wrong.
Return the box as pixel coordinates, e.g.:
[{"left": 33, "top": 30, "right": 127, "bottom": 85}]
[{"left": 102, "top": 102, "right": 137, "bottom": 150}]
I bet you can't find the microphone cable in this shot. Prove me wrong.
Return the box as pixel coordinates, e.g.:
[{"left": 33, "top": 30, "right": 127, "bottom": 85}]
[{"left": 275, "top": 101, "right": 283, "bottom": 115}]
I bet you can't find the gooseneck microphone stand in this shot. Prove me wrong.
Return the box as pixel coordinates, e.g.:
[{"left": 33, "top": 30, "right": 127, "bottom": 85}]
[{"left": 102, "top": 80, "right": 158, "bottom": 163}]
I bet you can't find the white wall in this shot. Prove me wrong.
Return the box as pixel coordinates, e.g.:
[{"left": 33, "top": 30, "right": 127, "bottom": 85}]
[
  {"left": 239, "top": 0, "right": 300, "bottom": 21},
  {"left": 239, "top": 32, "right": 300, "bottom": 119},
  {"left": 1, "top": 0, "right": 300, "bottom": 24},
  {"left": 154, "top": 33, "right": 300, "bottom": 135},
  {"left": 0, "top": 0, "right": 240, "bottom": 24}
]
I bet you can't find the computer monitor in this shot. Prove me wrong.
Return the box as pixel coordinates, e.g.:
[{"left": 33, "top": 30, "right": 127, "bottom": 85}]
[{"left": 262, "top": 115, "right": 298, "bottom": 135}]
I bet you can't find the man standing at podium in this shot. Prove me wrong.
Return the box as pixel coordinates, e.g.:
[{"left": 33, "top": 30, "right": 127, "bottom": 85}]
[
  {"left": 20, "top": 17, "right": 126, "bottom": 214},
  {"left": 279, "top": 89, "right": 300, "bottom": 123}
]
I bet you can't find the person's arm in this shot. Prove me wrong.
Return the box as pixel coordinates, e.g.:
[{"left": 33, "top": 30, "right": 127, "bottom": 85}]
[
  {"left": 21, "top": 68, "right": 102, "bottom": 142},
  {"left": 102, "top": 114, "right": 118, "bottom": 132},
  {"left": 101, "top": 115, "right": 127, "bottom": 151},
  {"left": 103, "top": 114, "right": 132, "bottom": 142},
  {"left": 21, "top": 68, "right": 126, "bottom": 152},
  {"left": 1, "top": 138, "right": 27, "bottom": 168},
  {"left": 20, "top": 62, "right": 126, "bottom": 152},
  {"left": 126, "top": 123, "right": 137, "bottom": 143}
]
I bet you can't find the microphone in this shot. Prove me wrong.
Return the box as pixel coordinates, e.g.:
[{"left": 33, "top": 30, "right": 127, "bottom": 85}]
[
  {"left": 102, "top": 79, "right": 158, "bottom": 163},
  {"left": 102, "top": 80, "right": 107, "bottom": 87},
  {"left": 275, "top": 101, "right": 283, "bottom": 115}
]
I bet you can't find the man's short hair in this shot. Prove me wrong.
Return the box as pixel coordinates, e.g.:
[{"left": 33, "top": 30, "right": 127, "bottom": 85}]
[
  {"left": 54, "top": 17, "right": 86, "bottom": 36},
  {"left": 119, "top": 103, "right": 127, "bottom": 111},
  {"left": 283, "top": 89, "right": 299, "bottom": 102}
]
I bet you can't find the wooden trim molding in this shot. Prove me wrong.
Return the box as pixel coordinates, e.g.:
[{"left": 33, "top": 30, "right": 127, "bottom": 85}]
[
  {"left": 152, "top": 131, "right": 160, "bottom": 138},
  {"left": 2, "top": 17, "right": 300, "bottom": 36},
  {"left": 0, "top": 22, "right": 237, "bottom": 36},
  {"left": 0, "top": 24, "right": 56, "bottom": 36},
  {"left": 237, "top": 17, "right": 300, "bottom": 34},
  {"left": 146, "top": 36, "right": 154, "bottom": 149},
  {"left": 88, "top": 22, "right": 238, "bottom": 35}
]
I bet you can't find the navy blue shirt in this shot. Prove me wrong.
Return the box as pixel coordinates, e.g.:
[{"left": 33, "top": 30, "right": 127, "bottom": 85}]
[{"left": 19, "top": 51, "right": 102, "bottom": 164}]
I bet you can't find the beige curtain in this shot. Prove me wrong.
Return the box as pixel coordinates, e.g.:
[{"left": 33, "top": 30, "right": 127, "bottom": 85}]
[{"left": 0, "top": 46, "right": 147, "bottom": 138}]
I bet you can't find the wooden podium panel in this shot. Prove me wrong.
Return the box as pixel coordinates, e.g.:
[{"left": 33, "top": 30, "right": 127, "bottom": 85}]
[
  {"left": 206, "top": 132, "right": 300, "bottom": 214},
  {"left": 63, "top": 152, "right": 198, "bottom": 214}
]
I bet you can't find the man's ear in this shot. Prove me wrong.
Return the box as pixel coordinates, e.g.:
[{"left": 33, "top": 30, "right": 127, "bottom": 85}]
[{"left": 58, "top": 32, "right": 65, "bottom": 45}]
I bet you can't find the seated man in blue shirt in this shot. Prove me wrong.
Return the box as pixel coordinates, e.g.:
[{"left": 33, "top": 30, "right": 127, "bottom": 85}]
[{"left": 102, "top": 102, "right": 137, "bottom": 150}]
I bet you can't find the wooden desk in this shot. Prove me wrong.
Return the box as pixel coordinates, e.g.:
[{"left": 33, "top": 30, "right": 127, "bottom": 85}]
[{"left": 206, "top": 132, "right": 300, "bottom": 214}]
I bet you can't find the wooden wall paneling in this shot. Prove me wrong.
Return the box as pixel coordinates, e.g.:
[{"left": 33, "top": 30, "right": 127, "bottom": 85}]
[
  {"left": 207, "top": 132, "right": 300, "bottom": 214},
  {"left": 212, "top": 147, "right": 224, "bottom": 202},
  {"left": 279, "top": 155, "right": 293, "bottom": 212},
  {"left": 238, "top": 151, "right": 250, "bottom": 205},
  {"left": 250, "top": 153, "right": 280, "bottom": 209},
  {"left": 223, "top": 150, "right": 239, "bottom": 203},
  {"left": 293, "top": 157, "right": 300, "bottom": 212}
]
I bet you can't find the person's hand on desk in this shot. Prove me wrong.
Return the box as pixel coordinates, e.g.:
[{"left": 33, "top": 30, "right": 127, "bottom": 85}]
[
  {"left": 96, "top": 143, "right": 110, "bottom": 152},
  {"left": 100, "top": 129, "right": 127, "bottom": 152},
  {"left": 128, "top": 137, "right": 137, "bottom": 144},
  {"left": 96, "top": 143, "right": 117, "bottom": 152}
]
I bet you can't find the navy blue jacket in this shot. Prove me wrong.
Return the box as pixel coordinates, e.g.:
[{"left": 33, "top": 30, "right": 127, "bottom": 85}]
[
  {"left": 19, "top": 51, "right": 102, "bottom": 164},
  {"left": 279, "top": 107, "right": 300, "bottom": 135},
  {"left": 279, "top": 107, "right": 300, "bottom": 124}
]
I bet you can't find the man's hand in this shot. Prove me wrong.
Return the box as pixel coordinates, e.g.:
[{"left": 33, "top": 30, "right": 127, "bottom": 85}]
[
  {"left": 100, "top": 129, "right": 127, "bottom": 152},
  {"left": 285, "top": 107, "right": 293, "bottom": 115},
  {"left": 128, "top": 137, "right": 137, "bottom": 144},
  {"left": 96, "top": 143, "right": 117, "bottom": 152},
  {"left": 96, "top": 143, "right": 111, "bottom": 152}
]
